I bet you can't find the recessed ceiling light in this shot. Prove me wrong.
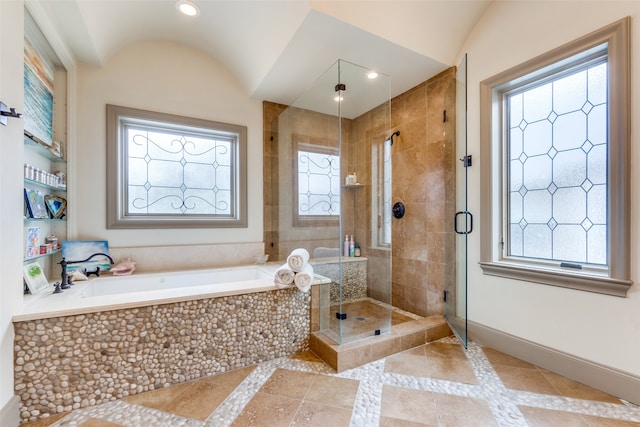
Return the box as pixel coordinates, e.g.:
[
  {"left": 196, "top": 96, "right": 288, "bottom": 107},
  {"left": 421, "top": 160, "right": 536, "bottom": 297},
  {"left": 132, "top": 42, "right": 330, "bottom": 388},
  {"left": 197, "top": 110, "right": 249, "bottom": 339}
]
[
  {"left": 367, "top": 71, "right": 379, "bottom": 79},
  {"left": 334, "top": 95, "right": 343, "bottom": 102},
  {"left": 176, "top": 0, "right": 200, "bottom": 17}
]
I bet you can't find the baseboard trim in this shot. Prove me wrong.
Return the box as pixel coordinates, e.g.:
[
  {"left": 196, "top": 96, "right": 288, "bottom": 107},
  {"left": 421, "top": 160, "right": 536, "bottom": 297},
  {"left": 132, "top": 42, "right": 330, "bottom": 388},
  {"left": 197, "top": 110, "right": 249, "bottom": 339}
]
[
  {"left": 468, "top": 321, "right": 640, "bottom": 406},
  {"left": 0, "top": 395, "right": 20, "bottom": 427}
]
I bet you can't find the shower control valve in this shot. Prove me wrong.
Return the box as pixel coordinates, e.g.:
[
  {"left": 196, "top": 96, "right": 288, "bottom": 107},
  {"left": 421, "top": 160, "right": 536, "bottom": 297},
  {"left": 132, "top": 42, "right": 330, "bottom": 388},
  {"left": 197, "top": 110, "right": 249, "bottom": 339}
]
[{"left": 392, "top": 202, "right": 405, "bottom": 219}]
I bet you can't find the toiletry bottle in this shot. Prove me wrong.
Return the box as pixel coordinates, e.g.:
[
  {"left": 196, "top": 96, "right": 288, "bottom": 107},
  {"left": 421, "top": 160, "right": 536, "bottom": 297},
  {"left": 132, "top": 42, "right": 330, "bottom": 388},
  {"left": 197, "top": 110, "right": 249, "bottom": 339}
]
[
  {"left": 344, "top": 235, "right": 350, "bottom": 257},
  {"left": 349, "top": 235, "right": 355, "bottom": 257},
  {"left": 354, "top": 244, "right": 361, "bottom": 257}
]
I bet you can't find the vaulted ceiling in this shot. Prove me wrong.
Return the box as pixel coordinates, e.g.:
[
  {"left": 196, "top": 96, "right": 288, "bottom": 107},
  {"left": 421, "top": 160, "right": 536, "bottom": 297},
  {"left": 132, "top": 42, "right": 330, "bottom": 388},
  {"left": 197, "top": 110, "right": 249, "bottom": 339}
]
[{"left": 27, "top": 0, "right": 492, "bottom": 116}]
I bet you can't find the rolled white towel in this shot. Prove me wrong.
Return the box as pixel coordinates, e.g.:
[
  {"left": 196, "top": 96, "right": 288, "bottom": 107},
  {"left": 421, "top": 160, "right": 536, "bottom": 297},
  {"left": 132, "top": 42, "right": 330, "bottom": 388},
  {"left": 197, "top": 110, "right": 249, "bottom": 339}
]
[
  {"left": 294, "top": 263, "right": 314, "bottom": 293},
  {"left": 274, "top": 263, "right": 295, "bottom": 288},
  {"left": 287, "top": 248, "right": 310, "bottom": 272}
]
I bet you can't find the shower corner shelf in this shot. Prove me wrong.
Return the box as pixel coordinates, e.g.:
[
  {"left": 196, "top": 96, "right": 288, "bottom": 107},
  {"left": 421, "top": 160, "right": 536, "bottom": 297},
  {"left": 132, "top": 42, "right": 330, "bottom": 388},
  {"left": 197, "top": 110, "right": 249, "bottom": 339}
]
[{"left": 342, "top": 183, "right": 365, "bottom": 188}]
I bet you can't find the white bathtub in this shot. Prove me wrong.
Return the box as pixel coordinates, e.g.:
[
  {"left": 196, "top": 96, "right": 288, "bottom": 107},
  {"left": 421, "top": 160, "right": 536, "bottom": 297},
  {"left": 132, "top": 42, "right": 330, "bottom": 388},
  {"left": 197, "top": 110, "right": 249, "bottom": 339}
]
[
  {"left": 15, "top": 264, "right": 330, "bottom": 322},
  {"left": 81, "top": 265, "right": 274, "bottom": 297}
]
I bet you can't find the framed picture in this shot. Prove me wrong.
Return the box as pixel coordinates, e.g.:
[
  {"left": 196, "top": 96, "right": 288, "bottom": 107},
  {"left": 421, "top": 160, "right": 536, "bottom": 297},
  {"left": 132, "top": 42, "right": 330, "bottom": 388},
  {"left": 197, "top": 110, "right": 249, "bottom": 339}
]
[
  {"left": 23, "top": 262, "right": 51, "bottom": 294},
  {"left": 62, "top": 240, "right": 111, "bottom": 273},
  {"left": 45, "top": 195, "right": 66, "bottom": 219},
  {"left": 24, "top": 188, "right": 48, "bottom": 219},
  {"left": 23, "top": 37, "right": 54, "bottom": 147}
]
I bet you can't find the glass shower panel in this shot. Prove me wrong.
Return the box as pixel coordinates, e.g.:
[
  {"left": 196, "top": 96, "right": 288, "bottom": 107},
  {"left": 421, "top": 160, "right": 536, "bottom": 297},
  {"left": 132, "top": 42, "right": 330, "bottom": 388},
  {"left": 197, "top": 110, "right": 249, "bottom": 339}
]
[
  {"left": 447, "top": 54, "right": 469, "bottom": 347},
  {"left": 268, "top": 60, "right": 341, "bottom": 345},
  {"left": 335, "top": 60, "right": 392, "bottom": 345},
  {"left": 270, "top": 59, "right": 392, "bottom": 345}
]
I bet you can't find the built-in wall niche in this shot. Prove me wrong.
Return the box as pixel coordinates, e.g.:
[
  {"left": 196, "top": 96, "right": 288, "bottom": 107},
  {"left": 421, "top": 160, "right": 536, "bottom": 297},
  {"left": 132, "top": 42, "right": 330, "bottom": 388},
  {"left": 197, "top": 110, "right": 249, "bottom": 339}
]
[{"left": 23, "top": 8, "right": 68, "bottom": 291}]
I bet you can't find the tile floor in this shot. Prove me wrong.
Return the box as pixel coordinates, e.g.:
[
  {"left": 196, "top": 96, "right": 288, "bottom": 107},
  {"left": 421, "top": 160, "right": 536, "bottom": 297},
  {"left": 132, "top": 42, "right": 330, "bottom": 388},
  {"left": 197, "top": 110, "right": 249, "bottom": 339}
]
[{"left": 21, "top": 336, "right": 640, "bottom": 427}]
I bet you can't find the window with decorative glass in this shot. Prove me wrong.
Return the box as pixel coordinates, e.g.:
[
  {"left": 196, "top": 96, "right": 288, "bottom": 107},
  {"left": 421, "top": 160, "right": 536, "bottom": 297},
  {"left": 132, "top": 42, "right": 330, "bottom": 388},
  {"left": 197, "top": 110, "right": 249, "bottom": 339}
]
[
  {"left": 479, "top": 18, "right": 631, "bottom": 297},
  {"left": 107, "top": 105, "right": 247, "bottom": 228},
  {"left": 293, "top": 138, "right": 340, "bottom": 226},
  {"left": 507, "top": 59, "right": 607, "bottom": 265}
]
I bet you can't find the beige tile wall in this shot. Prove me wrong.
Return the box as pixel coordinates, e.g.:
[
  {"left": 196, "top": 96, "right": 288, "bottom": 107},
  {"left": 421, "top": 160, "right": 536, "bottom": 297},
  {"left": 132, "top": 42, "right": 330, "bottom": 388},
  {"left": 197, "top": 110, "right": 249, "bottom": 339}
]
[
  {"left": 388, "top": 68, "right": 457, "bottom": 316},
  {"left": 263, "top": 66, "right": 456, "bottom": 317},
  {"left": 263, "top": 102, "right": 344, "bottom": 262}
]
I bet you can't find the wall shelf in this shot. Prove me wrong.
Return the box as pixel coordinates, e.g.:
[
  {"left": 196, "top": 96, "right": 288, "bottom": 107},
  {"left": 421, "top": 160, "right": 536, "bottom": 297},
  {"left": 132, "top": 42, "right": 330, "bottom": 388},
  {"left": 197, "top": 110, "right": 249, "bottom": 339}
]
[
  {"left": 24, "top": 249, "right": 61, "bottom": 263},
  {"left": 24, "top": 217, "right": 66, "bottom": 223},
  {"left": 24, "top": 178, "right": 66, "bottom": 192},
  {"left": 24, "top": 134, "right": 65, "bottom": 161}
]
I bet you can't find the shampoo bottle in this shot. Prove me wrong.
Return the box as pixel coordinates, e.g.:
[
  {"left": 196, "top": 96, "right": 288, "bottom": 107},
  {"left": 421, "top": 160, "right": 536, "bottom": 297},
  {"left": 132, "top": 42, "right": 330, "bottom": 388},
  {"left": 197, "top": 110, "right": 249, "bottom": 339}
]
[
  {"left": 343, "top": 235, "right": 350, "bottom": 257},
  {"left": 349, "top": 235, "right": 355, "bottom": 257}
]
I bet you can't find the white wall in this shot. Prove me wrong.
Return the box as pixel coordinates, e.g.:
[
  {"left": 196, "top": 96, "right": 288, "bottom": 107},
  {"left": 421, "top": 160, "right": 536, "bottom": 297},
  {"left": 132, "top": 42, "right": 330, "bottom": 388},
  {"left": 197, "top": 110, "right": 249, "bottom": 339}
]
[
  {"left": 0, "top": 0, "right": 25, "bottom": 415},
  {"left": 75, "top": 40, "right": 264, "bottom": 249},
  {"left": 461, "top": 1, "right": 640, "bottom": 376}
]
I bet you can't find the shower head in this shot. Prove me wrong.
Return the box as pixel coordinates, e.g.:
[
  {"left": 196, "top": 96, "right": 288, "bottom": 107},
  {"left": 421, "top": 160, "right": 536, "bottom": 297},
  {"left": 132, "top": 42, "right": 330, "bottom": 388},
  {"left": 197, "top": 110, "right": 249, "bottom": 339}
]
[{"left": 389, "top": 130, "right": 400, "bottom": 145}]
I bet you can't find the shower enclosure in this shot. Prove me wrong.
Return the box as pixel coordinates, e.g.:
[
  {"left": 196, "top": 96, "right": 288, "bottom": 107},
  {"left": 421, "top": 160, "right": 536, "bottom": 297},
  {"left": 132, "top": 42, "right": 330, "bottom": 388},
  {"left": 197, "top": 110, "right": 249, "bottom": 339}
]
[
  {"left": 264, "top": 58, "right": 468, "bottom": 346},
  {"left": 265, "top": 59, "right": 393, "bottom": 344}
]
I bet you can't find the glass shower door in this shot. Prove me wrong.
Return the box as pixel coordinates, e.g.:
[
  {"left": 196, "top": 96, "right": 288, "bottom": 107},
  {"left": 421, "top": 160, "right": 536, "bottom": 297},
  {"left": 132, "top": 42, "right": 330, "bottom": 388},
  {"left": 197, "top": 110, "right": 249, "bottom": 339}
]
[{"left": 446, "top": 54, "right": 469, "bottom": 347}]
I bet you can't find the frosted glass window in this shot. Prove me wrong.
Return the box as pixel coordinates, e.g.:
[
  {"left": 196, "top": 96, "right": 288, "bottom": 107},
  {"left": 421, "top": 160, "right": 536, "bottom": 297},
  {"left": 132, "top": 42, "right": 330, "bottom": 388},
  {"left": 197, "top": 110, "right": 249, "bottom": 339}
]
[
  {"left": 125, "top": 126, "right": 233, "bottom": 215},
  {"left": 296, "top": 145, "right": 340, "bottom": 217},
  {"left": 381, "top": 139, "right": 392, "bottom": 246},
  {"left": 371, "top": 138, "right": 392, "bottom": 248},
  {"left": 507, "top": 61, "right": 607, "bottom": 265},
  {"left": 107, "top": 105, "right": 247, "bottom": 228},
  {"left": 480, "top": 18, "right": 631, "bottom": 297}
]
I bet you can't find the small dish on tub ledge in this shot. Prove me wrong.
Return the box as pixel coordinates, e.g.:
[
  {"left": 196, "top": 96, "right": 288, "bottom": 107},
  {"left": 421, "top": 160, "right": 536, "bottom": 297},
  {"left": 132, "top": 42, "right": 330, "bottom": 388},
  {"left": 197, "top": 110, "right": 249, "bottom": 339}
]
[{"left": 252, "top": 254, "right": 269, "bottom": 265}]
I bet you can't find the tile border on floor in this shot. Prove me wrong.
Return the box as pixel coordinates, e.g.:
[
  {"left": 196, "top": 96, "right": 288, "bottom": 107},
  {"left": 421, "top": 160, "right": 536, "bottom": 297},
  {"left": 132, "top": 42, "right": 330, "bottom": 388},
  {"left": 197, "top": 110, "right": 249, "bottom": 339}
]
[{"left": 50, "top": 400, "right": 203, "bottom": 427}]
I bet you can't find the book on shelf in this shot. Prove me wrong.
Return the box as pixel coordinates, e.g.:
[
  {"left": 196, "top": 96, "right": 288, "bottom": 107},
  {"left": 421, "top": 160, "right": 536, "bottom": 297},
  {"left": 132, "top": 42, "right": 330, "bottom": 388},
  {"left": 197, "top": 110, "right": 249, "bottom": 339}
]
[{"left": 25, "top": 226, "right": 40, "bottom": 258}]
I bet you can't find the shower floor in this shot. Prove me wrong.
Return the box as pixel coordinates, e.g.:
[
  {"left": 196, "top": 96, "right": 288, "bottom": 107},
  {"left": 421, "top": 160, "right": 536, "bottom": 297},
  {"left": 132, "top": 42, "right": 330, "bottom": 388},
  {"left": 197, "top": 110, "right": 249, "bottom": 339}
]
[
  {"left": 310, "top": 299, "right": 451, "bottom": 371},
  {"left": 324, "top": 298, "right": 418, "bottom": 344}
]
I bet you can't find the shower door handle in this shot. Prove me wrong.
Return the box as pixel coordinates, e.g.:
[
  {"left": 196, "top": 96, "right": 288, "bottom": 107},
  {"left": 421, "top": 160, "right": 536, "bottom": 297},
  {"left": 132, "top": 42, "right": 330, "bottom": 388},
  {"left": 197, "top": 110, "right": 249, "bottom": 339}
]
[{"left": 454, "top": 211, "right": 473, "bottom": 235}]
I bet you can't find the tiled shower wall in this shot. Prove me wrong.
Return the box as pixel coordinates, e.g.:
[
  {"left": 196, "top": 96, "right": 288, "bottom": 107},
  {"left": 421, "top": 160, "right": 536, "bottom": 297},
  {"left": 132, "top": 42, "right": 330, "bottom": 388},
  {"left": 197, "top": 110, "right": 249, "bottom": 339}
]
[
  {"left": 387, "top": 68, "right": 456, "bottom": 316},
  {"left": 263, "top": 102, "right": 347, "bottom": 262},
  {"left": 263, "top": 67, "right": 456, "bottom": 317}
]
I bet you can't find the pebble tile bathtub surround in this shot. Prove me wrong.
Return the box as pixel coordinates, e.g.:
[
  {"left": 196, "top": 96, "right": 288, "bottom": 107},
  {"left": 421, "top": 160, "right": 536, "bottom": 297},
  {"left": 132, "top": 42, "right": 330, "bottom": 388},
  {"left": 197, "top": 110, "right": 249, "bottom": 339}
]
[{"left": 13, "top": 288, "right": 310, "bottom": 423}]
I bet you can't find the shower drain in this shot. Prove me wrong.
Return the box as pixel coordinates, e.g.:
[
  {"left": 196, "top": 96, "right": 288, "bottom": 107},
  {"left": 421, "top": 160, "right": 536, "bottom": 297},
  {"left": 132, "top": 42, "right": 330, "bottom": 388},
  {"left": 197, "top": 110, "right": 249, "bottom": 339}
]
[{"left": 356, "top": 317, "right": 366, "bottom": 321}]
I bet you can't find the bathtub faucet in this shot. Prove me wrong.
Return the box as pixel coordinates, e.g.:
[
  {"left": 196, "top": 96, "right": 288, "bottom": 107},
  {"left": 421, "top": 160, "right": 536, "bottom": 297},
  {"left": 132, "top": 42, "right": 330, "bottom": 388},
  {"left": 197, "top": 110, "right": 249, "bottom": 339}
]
[{"left": 54, "top": 252, "right": 115, "bottom": 293}]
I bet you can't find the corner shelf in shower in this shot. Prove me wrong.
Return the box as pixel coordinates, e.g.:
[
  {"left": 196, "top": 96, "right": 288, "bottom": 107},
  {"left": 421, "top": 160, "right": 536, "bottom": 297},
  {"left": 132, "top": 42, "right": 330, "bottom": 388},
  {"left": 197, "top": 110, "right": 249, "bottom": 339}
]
[{"left": 341, "top": 183, "right": 365, "bottom": 188}]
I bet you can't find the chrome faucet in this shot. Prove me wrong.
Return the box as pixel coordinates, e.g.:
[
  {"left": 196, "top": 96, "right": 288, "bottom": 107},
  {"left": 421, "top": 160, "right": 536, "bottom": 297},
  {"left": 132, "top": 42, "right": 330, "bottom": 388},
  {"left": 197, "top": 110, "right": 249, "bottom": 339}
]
[{"left": 54, "top": 252, "right": 115, "bottom": 293}]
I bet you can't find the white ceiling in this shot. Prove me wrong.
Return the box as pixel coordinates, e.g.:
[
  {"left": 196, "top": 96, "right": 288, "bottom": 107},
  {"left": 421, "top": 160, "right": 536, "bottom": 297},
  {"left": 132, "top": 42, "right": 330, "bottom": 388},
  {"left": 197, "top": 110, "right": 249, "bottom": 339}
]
[{"left": 28, "top": 0, "right": 492, "bottom": 118}]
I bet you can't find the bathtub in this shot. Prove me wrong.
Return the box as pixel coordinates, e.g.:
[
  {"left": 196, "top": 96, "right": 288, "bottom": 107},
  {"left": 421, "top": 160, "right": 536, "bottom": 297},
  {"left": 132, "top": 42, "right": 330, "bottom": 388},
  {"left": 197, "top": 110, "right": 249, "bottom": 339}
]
[
  {"left": 15, "top": 263, "right": 330, "bottom": 322},
  {"left": 81, "top": 265, "right": 274, "bottom": 297}
]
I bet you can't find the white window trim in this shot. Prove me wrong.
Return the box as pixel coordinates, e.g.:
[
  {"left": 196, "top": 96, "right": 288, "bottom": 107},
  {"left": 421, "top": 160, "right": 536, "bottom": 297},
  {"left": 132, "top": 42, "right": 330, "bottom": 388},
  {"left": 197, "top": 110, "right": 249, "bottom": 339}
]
[
  {"left": 479, "top": 17, "right": 632, "bottom": 297},
  {"left": 106, "top": 104, "right": 247, "bottom": 229}
]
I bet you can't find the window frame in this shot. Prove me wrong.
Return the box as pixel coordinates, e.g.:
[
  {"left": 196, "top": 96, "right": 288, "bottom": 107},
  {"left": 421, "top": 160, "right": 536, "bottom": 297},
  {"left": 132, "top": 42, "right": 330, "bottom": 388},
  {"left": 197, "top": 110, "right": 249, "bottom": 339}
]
[
  {"left": 106, "top": 104, "right": 247, "bottom": 229},
  {"left": 479, "top": 17, "right": 631, "bottom": 297}
]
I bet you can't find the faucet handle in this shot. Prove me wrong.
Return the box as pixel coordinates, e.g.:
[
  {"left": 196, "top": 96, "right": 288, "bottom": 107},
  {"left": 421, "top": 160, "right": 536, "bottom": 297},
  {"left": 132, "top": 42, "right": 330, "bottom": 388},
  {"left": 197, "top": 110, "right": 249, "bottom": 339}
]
[{"left": 52, "top": 281, "right": 63, "bottom": 293}]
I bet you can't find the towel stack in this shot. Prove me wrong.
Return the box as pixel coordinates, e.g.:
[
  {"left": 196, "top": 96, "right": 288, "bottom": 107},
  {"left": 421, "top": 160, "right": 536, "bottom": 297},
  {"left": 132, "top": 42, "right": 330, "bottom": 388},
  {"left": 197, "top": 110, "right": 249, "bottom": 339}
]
[{"left": 273, "top": 248, "right": 314, "bottom": 292}]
